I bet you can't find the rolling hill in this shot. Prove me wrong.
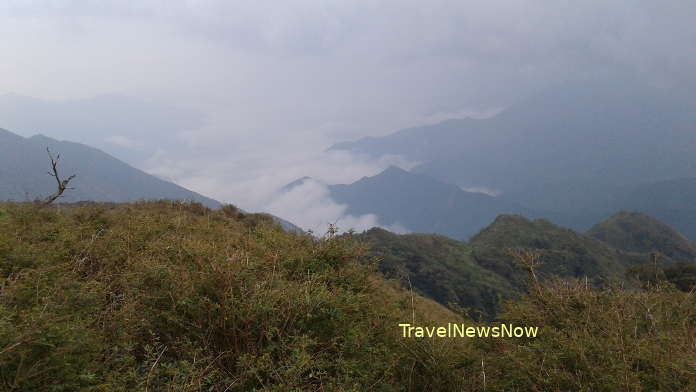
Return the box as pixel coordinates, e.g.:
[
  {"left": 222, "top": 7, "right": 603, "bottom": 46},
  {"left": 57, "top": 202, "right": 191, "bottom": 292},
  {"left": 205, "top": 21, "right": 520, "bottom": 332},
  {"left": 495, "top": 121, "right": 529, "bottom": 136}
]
[
  {"left": 353, "top": 227, "right": 515, "bottom": 319},
  {"left": 588, "top": 211, "right": 696, "bottom": 262},
  {"left": 468, "top": 215, "right": 647, "bottom": 288},
  {"left": 351, "top": 211, "right": 693, "bottom": 319}
]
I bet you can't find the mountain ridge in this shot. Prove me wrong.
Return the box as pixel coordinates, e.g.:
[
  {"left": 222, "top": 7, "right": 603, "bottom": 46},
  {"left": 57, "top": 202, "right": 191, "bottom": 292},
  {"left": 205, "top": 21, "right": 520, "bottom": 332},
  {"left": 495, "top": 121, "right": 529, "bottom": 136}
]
[
  {"left": 329, "top": 80, "right": 696, "bottom": 234},
  {"left": 328, "top": 166, "right": 535, "bottom": 240},
  {"left": 587, "top": 211, "right": 696, "bottom": 262},
  {"left": 0, "top": 128, "right": 222, "bottom": 208}
]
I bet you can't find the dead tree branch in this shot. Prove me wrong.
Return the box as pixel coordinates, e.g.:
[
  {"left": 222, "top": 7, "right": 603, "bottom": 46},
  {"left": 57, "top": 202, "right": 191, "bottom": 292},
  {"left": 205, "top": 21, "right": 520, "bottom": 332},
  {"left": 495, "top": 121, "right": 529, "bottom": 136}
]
[
  {"left": 43, "top": 148, "right": 76, "bottom": 206},
  {"left": 507, "top": 248, "right": 544, "bottom": 297}
]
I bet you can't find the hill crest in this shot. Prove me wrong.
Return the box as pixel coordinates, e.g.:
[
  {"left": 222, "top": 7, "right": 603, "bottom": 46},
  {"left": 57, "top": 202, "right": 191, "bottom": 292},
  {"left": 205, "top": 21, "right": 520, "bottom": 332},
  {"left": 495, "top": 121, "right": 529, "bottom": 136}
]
[{"left": 588, "top": 211, "right": 696, "bottom": 262}]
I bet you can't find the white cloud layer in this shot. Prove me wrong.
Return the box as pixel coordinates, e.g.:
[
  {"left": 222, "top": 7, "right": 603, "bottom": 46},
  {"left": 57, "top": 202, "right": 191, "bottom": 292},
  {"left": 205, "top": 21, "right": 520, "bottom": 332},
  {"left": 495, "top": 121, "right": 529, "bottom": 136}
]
[
  {"left": 460, "top": 186, "right": 501, "bottom": 198},
  {"left": 264, "top": 178, "right": 409, "bottom": 235},
  {"left": 1, "top": 1, "right": 695, "bottom": 229}
]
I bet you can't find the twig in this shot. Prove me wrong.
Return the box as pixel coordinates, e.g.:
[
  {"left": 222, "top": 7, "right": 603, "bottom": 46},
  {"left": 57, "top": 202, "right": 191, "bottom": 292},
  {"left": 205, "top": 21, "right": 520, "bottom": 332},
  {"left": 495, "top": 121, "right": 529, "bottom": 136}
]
[
  {"left": 42, "top": 148, "right": 76, "bottom": 206},
  {"left": 407, "top": 274, "right": 416, "bottom": 325},
  {"left": 145, "top": 346, "right": 167, "bottom": 392}
]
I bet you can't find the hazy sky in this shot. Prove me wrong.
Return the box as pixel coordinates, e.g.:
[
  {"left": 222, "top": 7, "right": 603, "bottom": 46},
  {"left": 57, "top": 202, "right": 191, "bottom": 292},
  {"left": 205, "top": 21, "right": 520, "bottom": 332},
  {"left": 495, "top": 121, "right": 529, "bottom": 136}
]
[{"left": 2, "top": 0, "right": 695, "bottom": 231}]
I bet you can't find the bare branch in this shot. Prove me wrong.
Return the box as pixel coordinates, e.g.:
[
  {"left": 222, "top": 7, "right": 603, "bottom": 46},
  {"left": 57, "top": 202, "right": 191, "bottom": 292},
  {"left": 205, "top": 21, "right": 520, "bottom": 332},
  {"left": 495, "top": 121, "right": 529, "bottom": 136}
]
[
  {"left": 42, "top": 148, "right": 76, "bottom": 206},
  {"left": 506, "top": 248, "right": 544, "bottom": 296}
]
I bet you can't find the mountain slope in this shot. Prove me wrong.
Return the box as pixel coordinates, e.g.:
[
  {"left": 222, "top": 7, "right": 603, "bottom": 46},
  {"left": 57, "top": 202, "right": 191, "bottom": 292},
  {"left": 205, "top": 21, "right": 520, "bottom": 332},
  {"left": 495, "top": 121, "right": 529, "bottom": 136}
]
[
  {"left": 588, "top": 211, "right": 696, "bottom": 262},
  {"left": 0, "top": 128, "right": 221, "bottom": 208},
  {"left": 330, "top": 79, "right": 696, "bottom": 227},
  {"left": 469, "top": 215, "right": 647, "bottom": 289},
  {"left": 353, "top": 228, "right": 515, "bottom": 319},
  {"left": 329, "top": 166, "right": 534, "bottom": 240},
  {"left": 0, "top": 201, "right": 466, "bottom": 390},
  {"left": 608, "top": 178, "right": 696, "bottom": 241},
  {"left": 353, "top": 212, "right": 692, "bottom": 318}
]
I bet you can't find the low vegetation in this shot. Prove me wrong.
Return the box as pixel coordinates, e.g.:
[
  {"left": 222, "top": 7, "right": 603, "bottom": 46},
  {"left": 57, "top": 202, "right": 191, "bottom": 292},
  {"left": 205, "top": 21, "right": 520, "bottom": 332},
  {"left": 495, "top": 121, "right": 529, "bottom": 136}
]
[
  {"left": 352, "top": 228, "right": 515, "bottom": 319},
  {"left": 1, "top": 202, "right": 694, "bottom": 391},
  {"left": 628, "top": 262, "right": 696, "bottom": 292},
  {"left": 474, "top": 278, "right": 696, "bottom": 391},
  {"left": 0, "top": 201, "right": 467, "bottom": 391}
]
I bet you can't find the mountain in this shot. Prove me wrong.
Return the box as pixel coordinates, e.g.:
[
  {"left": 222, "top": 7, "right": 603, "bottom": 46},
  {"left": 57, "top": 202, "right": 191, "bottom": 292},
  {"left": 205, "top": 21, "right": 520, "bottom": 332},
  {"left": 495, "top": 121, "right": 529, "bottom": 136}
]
[
  {"left": 0, "top": 128, "right": 221, "bottom": 207},
  {"left": 607, "top": 178, "right": 696, "bottom": 241},
  {"left": 588, "top": 211, "right": 696, "bottom": 262},
  {"left": 0, "top": 93, "right": 204, "bottom": 166},
  {"left": 353, "top": 228, "right": 515, "bottom": 319},
  {"left": 353, "top": 212, "right": 694, "bottom": 318},
  {"left": 271, "top": 214, "right": 305, "bottom": 233},
  {"left": 280, "top": 176, "right": 314, "bottom": 193},
  {"left": 588, "top": 210, "right": 696, "bottom": 293},
  {"left": 330, "top": 79, "right": 696, "bottom": 230},
  {"left": 468, "top": 215, "right": 647, "bottom": 289},
  {"left": 329, "top": 166, "right": 535, "bottom": 240}
]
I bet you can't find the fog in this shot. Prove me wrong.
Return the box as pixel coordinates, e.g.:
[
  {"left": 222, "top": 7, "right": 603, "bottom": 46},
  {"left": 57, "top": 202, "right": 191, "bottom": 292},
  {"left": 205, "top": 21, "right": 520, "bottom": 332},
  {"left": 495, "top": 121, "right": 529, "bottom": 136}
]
[{"left": 1, "top": 0, "right": 695, "bottom": 231}]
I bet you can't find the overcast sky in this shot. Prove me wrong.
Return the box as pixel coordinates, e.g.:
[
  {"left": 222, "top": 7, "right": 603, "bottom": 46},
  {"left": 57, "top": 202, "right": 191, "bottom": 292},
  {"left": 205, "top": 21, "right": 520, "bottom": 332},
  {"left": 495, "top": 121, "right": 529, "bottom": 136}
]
[{"left": 1, "top": 0, "right": 695, "bottom": 232}]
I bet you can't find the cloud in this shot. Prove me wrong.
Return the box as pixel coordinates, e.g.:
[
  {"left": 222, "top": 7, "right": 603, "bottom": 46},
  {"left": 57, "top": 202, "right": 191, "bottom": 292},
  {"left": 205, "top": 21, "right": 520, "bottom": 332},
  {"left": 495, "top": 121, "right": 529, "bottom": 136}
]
[
  {"left": 3, "top": 2, "right": 695, "bottom": 129},
  {"left": 104, "top": 135, "right": 143, "bottom": 149},
  {"left": 1, "top": 0, "right": 694, "bottom": 224},
  {"left": 144, "top": 143, "right": 417, "bottom": 210},
  {"left": 460, "top": 186, "right": 502, "bottom": 198},
  {"left": 0, "top": 93, "right": 204, "bottom": 165},
  {"left": 263, "top": 178, "right": 409, "bottom": 235}
]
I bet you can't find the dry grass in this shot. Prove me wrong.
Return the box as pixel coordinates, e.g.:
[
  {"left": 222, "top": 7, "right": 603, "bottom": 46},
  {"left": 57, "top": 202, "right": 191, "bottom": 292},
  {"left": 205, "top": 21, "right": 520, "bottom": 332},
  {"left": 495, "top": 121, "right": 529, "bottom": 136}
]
[{"left": 0, "top": 201, "right": 693, "bottom": 391}]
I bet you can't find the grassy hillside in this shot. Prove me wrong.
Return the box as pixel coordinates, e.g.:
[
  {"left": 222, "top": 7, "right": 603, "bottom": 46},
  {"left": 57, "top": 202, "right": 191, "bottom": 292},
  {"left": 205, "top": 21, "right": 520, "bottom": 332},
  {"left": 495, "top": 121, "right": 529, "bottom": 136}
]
[
  {"left": 469, "top": 215, "right": 646, "bottom": 289},
  {"left": 352, "top": 228, "right": 514, "bottom": 319},
  {"left": 478, "top": 277, "right": 696, "bottom": 391},
  {"left": 1, "top": 202, "right": 694, "bottom": 391},
  {"left": 0, "top": 201, "right": 468, "bottom": 391}
]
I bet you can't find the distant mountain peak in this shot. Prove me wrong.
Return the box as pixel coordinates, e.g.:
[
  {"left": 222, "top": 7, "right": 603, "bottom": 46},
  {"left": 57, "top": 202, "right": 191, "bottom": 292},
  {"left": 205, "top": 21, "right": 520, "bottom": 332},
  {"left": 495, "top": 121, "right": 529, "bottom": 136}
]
[
  {"left": 328, "top": 166, "right": 535, "bottom": 240},
  {"left": 491, "top": 214, "right": 531, "bottom": 225},
  {"left": 377, "top": 165, "right": 411, "bottom": 176},
  {"left": 29, "top": 134, "right": 59, "bottom": 143},
  {"left": 280, "top": 176, "right": 317, "bottom": 193},
  {"left": 0, "top": 127, "right": 24, "bottom": 140},
  {"left": 0, "top": 127, "right": 222, "bottom": 208},
  {"left": 325, "top": 79, "right": 696, "bottom": 235},
  {"left": 351, "top": 165, "right": 455, "bottom": 191},
  {"left": 588, "top": 211, "right": 696, "bottom": 261}
]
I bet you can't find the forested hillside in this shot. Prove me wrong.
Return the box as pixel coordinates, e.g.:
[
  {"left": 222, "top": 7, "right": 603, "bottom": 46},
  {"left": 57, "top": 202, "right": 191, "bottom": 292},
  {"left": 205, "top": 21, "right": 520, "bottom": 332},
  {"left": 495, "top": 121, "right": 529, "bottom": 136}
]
[
  {"left": 468, "top": 215, "right": 647, "bottom": 288},
  {"left": 588, "top": 211, "right": 696, "bottom": 261},
  {"left": 353, "top": 228, "right": 515, "bottom": 319},
  {"left": 354, "top": 213, "right": 696, "bottom": 320}
]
